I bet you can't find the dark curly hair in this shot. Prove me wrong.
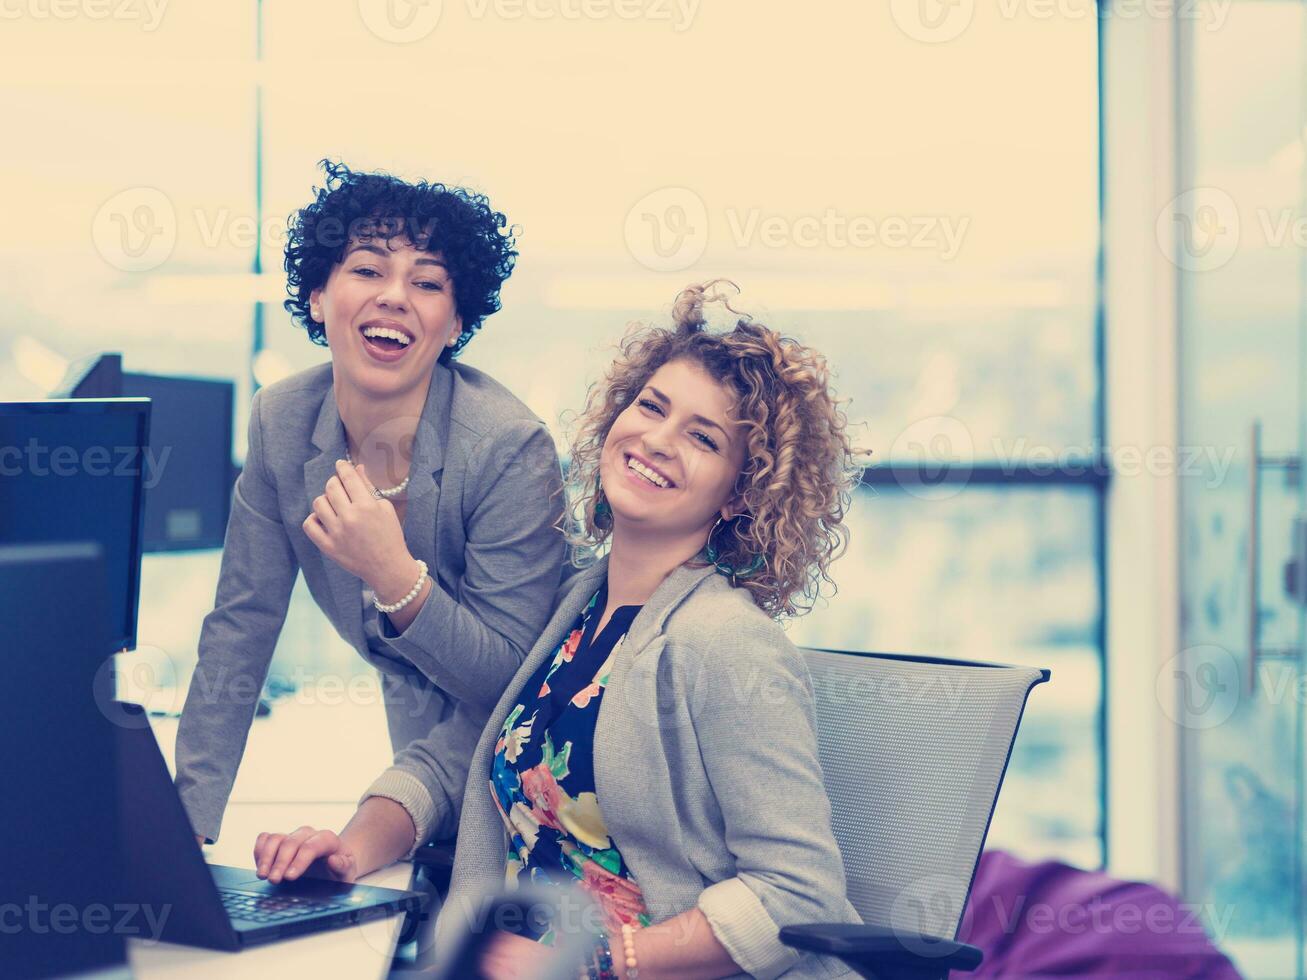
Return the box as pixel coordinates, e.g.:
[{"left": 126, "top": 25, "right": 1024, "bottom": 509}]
[
  {"left": 566, "top": 281, "right": 858, "bottom": 619},
  {"left": 283, "top": 159, "right": 518, "bottom": 362}
]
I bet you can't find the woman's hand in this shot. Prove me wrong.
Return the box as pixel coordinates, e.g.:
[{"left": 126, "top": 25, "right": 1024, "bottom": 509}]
[
  {"left": 479, "top": 931, "right": 559, "bottom": 980},
  {"left": 253, "top": 826, "right": 359, "bottom": 884},
  {"left": 302, "top": 460, "right": 411, "bottom": 589}
]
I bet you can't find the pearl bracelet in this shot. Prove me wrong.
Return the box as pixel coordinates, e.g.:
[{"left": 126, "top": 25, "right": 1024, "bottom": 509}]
[
  {"left": 373, "top": 559, "right": 428, "bottom": 614},
  {"left": 621, "top": 923, "right": 640, "bottom": 979}
]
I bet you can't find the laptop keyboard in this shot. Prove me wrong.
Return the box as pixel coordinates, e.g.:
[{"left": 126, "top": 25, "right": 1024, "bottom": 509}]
[{"left": 219, "top": 888, "right": 351, "bottom": 924}]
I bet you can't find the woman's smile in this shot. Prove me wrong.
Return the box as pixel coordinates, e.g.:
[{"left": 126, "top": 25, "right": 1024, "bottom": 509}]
[
  {"left": 621, "top": 451, "right": 676, "bottom": 490},
  {"left": 359, "top": 316, "right": 416, "bottom": 364}
]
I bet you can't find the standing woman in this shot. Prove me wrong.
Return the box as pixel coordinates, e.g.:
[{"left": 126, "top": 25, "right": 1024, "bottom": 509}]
[
  {"left": 255, "top": 282, "right": 862, "bottom": 978},
  {"left": 175, "top": 160, "right": 566, "bottom": 864}
]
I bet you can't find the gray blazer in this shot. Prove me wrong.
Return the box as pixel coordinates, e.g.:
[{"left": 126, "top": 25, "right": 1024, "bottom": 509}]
[
  {"left": 174, "top": 359, "right": 565, "bottom": 845},
  {"left": 426, "top": 557, "right": 860, "bottom": 979}
]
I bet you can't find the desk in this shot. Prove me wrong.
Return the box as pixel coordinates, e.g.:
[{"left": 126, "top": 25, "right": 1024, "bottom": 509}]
[{"left": 126, "top": 802, "right": 417, "bottom": 979}]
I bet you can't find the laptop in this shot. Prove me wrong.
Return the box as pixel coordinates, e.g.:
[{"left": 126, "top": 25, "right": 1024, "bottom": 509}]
[{"left": 115, "top": 702, "right": 428, "bottom": 951}]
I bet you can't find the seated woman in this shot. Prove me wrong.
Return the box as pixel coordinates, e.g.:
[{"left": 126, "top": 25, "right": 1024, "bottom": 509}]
[{"left": 254, "top": 282, "right": 863, "bottom": 979}]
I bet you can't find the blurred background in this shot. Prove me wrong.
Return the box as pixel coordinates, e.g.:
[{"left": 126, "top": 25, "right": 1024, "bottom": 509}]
[{"left": 1, "top": 1, "right": 1303, "bottom": 976}]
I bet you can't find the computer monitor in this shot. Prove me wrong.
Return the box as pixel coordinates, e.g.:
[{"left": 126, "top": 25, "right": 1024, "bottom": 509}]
[
  {"left": 51, "top": 351, "right": 123, "bottom": 399},
  {"left": 0, "top": 542, "right": 128, "bottom": 979},
  {"left": 121, "top": 372, "right": 235, "bottom": 552},
  {"left": 54, "top": 354, "right": 238, "bottom": 553},
  {"left": 0, "top": 399, "right": 149, "bottom": 655}
]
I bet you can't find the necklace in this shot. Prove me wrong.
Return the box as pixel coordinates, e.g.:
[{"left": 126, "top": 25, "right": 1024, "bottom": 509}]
[{"left": 344, "top": 449, "right": 410, "bottom": 498}]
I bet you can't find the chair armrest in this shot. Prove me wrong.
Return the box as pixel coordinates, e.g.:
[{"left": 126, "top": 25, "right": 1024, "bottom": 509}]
[
  {"left": 412, "top": 839, "right": 457, "bottom": 870},
  {"left": 779, "top": 922, "right": 983, "bottom": 978},
  {"left": 410, "top": 838, "right": 457, "bottom": 898}
]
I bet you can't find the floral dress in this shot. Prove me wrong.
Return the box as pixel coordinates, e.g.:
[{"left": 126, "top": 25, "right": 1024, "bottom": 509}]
[{"left": 489, "top": 584, "right": 652, "bottom": 943}]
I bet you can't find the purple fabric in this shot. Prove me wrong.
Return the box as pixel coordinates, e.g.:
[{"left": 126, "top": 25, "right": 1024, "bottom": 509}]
[{"left": 954, "top": 850, "right": 1243, "bottom": 979}]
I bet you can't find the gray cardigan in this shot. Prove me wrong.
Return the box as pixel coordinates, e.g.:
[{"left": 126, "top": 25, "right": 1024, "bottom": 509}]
[
  {"left": 410, "top": 557, "right": 859, "bottom": 979},
  {"left": 174, "top": 359, "right": 565, "bottom": 844}
]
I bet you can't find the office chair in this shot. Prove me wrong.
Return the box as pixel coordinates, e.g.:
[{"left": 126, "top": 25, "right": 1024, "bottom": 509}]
[{"left": 779, "top": 648, "right": 1049, "bottom": 980}]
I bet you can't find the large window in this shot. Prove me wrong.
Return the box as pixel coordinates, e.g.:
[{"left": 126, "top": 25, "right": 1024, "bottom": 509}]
[{"left": 4, "top": 4, "right": 1104, "bottom": 863}]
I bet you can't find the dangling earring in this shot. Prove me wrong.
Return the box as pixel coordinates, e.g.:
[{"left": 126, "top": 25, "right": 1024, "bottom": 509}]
[
  {"left": 593, "top": 484, "right": 611, "bottom": 523},
  {"left": 703, "top": 515, "right": 765, "bottom": 581}
]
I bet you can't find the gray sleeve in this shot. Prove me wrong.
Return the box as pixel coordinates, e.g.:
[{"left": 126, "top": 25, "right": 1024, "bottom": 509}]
[
  {"left": 360, "top": 706, "right": 473, "bottom": 856},
  {"left": 174, "top": 387, "right": 299, "bottom": 844},
  {"left": 690, "top": 615, "right": 858, "bottom": 978},
  {"left": 360, "top": 766, "right": 452, "bottom": 860},
  {"left": 376, "top": 418, "right": 564, "bottom": 711}
]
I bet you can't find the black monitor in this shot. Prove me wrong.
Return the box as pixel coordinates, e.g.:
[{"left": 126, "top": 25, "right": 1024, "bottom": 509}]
[
  {"left": 0, "top": 542, "right": 128, "bottom": 979},
  {"left": 121, "top": 372, "right": 235, "bottom": 552},
  {"left": 55, "top": 354, "right": 237, "bottom": 553},
  {"left": 52, "top": 351, "right": 123, "bottom": 399},
  {"left": 0, "top": 399, "right": 149, "bottom": 655}
]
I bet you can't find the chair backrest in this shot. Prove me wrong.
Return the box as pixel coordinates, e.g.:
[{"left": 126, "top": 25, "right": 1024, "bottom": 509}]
[{"left": 802, "top": 648, "right": 1048, "bottom": 944}]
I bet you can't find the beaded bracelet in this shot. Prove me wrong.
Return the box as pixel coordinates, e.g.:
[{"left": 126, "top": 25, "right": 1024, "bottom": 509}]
[
  {"left": 373, "top": 559, "right": 428, "bottom": 614},
  {"left": 596, "top": 934, "right": 616, "bottom": 980},
  {"left": 621, "top": 923, "right": 640, "bottom": 979},
  {"left": 579, "top": 931, "right": 619, "bottom": 980}
]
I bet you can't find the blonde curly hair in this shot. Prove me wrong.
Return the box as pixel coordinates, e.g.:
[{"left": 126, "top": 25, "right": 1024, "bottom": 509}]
[{"left": 566, "top": 281, "right": 858, "bottom": 619}]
